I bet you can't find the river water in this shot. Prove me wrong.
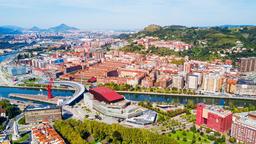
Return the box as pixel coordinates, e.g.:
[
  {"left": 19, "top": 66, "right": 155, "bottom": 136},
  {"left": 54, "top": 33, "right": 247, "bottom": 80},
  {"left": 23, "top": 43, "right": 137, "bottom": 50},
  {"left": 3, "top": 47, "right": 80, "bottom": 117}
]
[{"left": 122, "top": 93, "right": 256, "bottom": 107}]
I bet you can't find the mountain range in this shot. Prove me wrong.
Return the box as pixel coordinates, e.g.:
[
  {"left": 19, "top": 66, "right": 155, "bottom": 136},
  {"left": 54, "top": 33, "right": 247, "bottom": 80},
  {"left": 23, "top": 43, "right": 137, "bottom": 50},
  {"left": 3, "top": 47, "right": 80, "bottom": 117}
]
[{"left": 0, "top": 24, "right": 79, "bottom": 34}]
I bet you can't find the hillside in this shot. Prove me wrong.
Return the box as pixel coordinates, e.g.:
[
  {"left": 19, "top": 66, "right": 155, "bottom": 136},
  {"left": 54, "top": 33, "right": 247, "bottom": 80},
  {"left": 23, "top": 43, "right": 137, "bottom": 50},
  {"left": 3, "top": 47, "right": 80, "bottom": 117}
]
[
  {"left": 0, "top": 27, "right": 22, "bottom": 34},
  {"left": 120, "top": 25, "right": 256, "bottom": 61}
]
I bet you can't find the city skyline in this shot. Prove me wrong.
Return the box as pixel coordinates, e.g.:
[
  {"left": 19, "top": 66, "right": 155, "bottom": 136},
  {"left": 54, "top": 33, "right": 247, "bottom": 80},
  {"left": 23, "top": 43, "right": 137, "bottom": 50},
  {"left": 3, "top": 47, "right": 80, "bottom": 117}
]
[{"left": 1, "top": 0, "right": 256, "bottom": 30}]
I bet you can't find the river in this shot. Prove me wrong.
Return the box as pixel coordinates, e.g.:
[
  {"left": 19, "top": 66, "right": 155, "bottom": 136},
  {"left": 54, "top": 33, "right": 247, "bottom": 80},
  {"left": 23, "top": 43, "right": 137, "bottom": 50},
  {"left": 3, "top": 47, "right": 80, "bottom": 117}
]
[
  {"left": 122, "top": 93, "right": 256, "bottom": 107},
  {"left": 0, "top": 86, "right": 255, "bottom": 107},
  {"left": 0, "top": 51, "right": 17, "bottom": 62},
  {"left": 0, "top": 86, "right": 74, "bottom": 100}
]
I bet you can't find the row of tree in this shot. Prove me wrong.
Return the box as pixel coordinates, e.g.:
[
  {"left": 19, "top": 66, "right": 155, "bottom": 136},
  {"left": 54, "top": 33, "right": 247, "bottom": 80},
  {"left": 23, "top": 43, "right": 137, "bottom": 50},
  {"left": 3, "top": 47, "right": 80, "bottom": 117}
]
[
  {"left": 100, "top": 82, "right": 195, "bottom": 95},
  {"left": 54, "top": 119, "right": 176, "bottom": 144}
]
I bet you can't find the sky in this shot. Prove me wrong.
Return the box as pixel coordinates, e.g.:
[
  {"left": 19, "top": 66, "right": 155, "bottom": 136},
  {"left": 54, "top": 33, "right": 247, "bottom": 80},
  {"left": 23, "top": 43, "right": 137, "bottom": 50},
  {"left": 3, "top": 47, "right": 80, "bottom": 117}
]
[{"left": 0, "top": 0, "right": 256, "bottom": 30}]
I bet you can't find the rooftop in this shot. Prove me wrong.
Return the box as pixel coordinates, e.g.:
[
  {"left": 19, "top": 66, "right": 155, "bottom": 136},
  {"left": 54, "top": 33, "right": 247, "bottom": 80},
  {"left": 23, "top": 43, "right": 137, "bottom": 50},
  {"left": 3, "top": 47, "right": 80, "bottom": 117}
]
[
  {"left": 198, "top": 103, "right": 232, "bottom": 117},
  {"left": 25, "top": 105, "right": 59, "bottom": 111},
  {"left": 206, "top": 105, "right": 232, "bottom": 117},
  {"left": 235, "top": 112, "right": 256, "bottom": 129},
  {"left": 89, "top": 87, "right": 124, "bottom": 103},
  {"left": 32, "top": 123, "right": 65, "bottom": 144}
]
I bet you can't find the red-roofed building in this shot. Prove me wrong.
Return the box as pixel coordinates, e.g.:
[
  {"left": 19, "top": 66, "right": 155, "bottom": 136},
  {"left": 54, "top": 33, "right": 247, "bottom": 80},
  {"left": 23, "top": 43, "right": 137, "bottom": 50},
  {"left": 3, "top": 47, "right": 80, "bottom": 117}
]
[{"left": 89, "top": 87, "right": 124, "bottom": 103}]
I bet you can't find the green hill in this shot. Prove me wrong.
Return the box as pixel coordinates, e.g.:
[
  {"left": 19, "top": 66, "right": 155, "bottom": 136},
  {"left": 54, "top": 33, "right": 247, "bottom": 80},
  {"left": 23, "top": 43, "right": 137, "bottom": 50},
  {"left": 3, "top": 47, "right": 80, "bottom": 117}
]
[{"left": 120, "top": 25, "right": 256, "bottom": 62}]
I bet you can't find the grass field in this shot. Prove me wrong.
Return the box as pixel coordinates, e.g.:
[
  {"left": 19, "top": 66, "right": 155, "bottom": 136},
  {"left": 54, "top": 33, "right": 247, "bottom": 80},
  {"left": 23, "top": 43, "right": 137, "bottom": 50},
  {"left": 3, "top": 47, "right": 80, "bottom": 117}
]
[{"left": 168, "top": 130, "right": 212, "bottom": 144}]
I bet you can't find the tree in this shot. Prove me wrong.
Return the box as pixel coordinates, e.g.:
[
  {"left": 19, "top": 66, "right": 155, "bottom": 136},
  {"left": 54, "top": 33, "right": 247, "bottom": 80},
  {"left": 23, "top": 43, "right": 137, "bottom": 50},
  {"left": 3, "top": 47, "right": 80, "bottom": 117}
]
[
  {"left": 112, "top": 131, "right": 122, "bottom": 143},
  {"left": 229, "top": 137, "right": 236, "bottom": 143},
  {"left": 190, "top": 125, "right": 196, "bottom": 132}
]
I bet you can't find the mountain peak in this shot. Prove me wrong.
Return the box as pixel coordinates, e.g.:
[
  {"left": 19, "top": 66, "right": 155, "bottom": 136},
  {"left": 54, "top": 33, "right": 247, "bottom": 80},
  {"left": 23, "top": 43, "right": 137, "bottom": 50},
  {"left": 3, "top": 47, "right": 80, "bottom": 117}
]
[
  {"left": 29, "top": 26, "right": 41, "bottom": 31},
  {"left": 49, "top": 24, "right": 79, "bottom": 32}
]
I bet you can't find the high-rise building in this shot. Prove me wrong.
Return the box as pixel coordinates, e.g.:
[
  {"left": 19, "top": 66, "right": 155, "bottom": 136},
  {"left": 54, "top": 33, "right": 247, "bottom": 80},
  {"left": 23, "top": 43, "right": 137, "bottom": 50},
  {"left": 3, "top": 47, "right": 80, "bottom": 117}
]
[
  {"left": 183, "top": 62, "right": 192, "bottom": 73},
  {"left": 231, "top": 112, "right": 256, "bottom": 144},
  {"left": 187, "top": 75, "right": 198, "bottom": 90},
  {"left": 196, "top": 103, "right": 232, "bottom": 133},
  {"left": 192, "top": 72, "right": 203, "bottom": 86},
  {"left": 239, "top": 57, "right": 256, "bottom": 72},
  {"left": 202, "top": 73, "right": 222, "bottom": 93},
  {"left": 172, "top": 75, "right": 184, "bottom": 89}
]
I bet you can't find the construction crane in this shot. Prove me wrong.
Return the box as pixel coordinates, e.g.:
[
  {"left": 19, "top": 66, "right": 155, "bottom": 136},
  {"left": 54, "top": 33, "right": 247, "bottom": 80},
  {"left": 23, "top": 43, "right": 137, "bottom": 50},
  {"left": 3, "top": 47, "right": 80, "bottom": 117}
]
[{"left": 47, "top": 78, "right": 54, "bottom": 99}]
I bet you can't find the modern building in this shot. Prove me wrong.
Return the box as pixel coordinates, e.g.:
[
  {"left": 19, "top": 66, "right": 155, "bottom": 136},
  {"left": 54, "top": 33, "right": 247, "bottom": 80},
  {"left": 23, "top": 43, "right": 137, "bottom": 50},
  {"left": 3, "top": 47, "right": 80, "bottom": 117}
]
[
  {"left": 239, "top": 57, "right": 256, "bottom": 72},
  {"left": 187, "top": 75, "right": 198, "bottom": 90},
  {"left": 202, "top": 73, "right": 222, "bottom": 93},
  {"left": 86, "top": 87, "right": 143, "bottom": 119},
  {"left": 31, "top": 122, "right": 65, "bottom": 144},
  {"left": 172, "top": 75, "right": 184, "bottom": 89},
  {"left": 196, "top": 103, "right": 232, "bottom": 133},
  {"left": 32, "top": 59, "right": 48, "bottom": 68},
  {"left": 231, "top": 111, "right": 256, "bottom": 144},
  {"left": 126, "top": 110, "right": 157, "bottom": 125},
  {"left": 7, "top": 66, "right": 28, "bottom": 76},
  {"left": 192, "top": 72, "right": 203, "bottom": 86},
  {"left": 235, "top": 79, "right": 256, "bottom": 96},
  {"left": 24, "top": 105, "right": 62, "bottom": 124}
]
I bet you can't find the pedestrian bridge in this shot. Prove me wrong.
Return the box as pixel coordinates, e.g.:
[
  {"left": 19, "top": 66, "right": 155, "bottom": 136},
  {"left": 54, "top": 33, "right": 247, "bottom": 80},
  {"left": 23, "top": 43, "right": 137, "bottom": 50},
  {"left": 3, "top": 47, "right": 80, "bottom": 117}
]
[{"left": 54, "top": 81, "right": 86, "bottom": 105}]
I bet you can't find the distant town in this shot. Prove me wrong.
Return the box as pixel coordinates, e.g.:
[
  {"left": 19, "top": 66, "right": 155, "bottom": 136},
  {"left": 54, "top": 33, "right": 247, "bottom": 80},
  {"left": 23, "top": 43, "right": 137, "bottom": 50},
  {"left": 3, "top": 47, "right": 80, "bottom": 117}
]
[{"left": 0, "top": 23, "right": 256, "bottom": 144}]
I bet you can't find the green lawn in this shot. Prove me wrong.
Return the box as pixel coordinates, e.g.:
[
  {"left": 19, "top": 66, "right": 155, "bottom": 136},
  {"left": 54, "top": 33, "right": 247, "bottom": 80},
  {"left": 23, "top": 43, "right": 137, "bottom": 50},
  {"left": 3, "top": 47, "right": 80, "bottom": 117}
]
[
  {"left": 181, "top": 114, "right": 196, "bottom": 123},
  {"left": 169, "top": 130, "right": 211, "bottom": 144},
  {"left": 13, "top": 133, "right": 30, "bottom": 144}
]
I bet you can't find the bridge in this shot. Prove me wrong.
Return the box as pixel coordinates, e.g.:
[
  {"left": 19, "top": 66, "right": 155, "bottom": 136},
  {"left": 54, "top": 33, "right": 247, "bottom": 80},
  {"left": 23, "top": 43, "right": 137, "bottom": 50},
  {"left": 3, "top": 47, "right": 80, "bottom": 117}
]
[{"left": 54, "top": 81, "right": 86, "bottom": 105}]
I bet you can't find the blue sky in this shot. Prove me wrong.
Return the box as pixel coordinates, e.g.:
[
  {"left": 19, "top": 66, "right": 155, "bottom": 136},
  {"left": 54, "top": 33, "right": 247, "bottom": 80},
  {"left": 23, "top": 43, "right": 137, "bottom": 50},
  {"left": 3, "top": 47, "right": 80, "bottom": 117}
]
[{"left": 0, "top": 0, "right": 255, "bottom": 30}]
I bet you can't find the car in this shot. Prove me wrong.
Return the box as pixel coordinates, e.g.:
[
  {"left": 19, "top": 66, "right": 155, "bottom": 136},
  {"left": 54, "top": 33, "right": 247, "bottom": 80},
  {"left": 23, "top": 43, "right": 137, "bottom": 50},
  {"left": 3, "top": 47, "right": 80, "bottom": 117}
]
[{"left": 95, "top": 115, "right": 102, "bottom": 120}]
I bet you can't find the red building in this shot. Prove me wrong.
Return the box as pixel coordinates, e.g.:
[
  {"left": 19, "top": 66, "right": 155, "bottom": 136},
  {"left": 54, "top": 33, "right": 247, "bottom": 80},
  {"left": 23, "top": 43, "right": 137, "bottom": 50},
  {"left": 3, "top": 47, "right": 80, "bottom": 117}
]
[
  {"left": 196, "top": 103, "right": 232, "bottom": 133},
  {"left": 89, "top": 87, "right": 124, "bottom": 103}
]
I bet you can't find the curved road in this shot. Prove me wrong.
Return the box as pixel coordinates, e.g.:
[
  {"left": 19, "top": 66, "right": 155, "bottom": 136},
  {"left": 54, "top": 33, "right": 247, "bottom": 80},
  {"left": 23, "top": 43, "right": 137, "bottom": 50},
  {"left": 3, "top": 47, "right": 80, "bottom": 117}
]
[{"left": 53, "top": 81, "right": 86, "bottom": 105}]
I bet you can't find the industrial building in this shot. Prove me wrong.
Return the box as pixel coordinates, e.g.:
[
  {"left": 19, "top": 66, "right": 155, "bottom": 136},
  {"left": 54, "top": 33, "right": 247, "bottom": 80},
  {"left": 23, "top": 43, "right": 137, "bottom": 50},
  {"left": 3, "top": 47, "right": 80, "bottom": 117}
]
[
  {"left": 231, "top": 111, "right": 256, "bottom": 144},
  {"left": 196, "top": 103, "right": 232, "bottom": 133},
  {"left": 24, "top": 105, "right": 62, "bottom": 124},
  {"left": 85, "top": 87, "right": 143, "bottom": 119}
]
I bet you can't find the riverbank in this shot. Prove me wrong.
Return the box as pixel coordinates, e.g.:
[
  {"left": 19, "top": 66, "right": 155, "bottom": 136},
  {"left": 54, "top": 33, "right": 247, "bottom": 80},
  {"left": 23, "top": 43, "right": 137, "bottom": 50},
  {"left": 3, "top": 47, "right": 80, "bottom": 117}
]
[
  {"left": 0, "top": 85, "right": 75, "bottom": 91},
  {"left": 118, "top": 91, "right": 256, "bottom": 101}
]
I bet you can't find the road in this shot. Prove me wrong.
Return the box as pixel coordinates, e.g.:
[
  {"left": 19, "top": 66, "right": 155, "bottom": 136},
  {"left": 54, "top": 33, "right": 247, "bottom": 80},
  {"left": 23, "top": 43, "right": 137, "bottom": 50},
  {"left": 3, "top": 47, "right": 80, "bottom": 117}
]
[
  {"left": 0, "top": 55, "right": 16, "bottom": 86},
  {"left": 4, "top": 113, "right": 24, "bottom": 134}
]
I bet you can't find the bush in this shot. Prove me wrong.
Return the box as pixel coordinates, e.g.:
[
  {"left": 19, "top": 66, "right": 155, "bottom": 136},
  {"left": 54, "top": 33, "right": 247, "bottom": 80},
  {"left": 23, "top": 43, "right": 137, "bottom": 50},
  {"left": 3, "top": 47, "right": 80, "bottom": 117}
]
[
  {"left": 229, "top": 137, "right": 236, "bottom": 143},
  {"left": 206, "top": 128, "right": 212, "bottom": 133},
  {"left": 18, "top": 117, "right": 25, "bottom": 125}
]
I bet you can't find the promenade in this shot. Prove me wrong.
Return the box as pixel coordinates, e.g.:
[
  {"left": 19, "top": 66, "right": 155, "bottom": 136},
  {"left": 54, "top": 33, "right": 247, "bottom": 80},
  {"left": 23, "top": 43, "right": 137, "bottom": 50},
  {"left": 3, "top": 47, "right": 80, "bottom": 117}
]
[{"left": 117, "top": 91, "right": 256, "bottom": 101}]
